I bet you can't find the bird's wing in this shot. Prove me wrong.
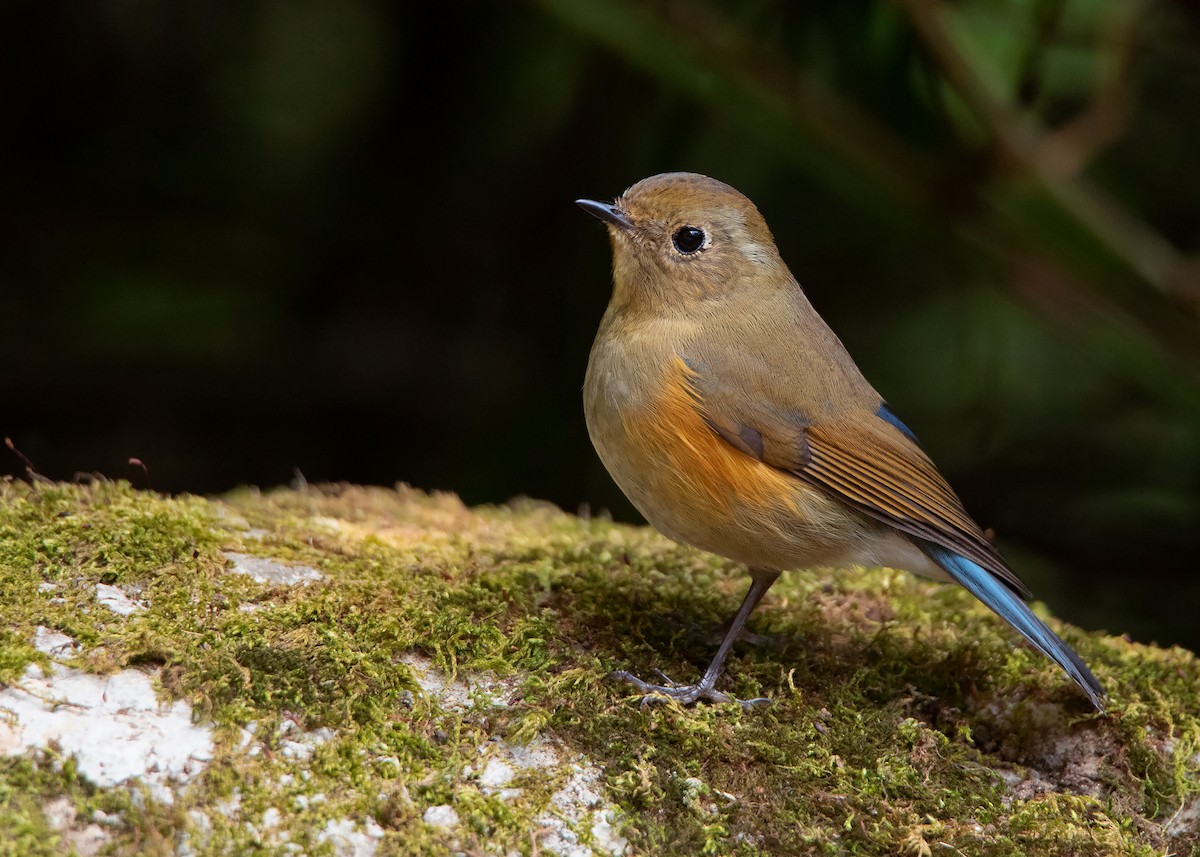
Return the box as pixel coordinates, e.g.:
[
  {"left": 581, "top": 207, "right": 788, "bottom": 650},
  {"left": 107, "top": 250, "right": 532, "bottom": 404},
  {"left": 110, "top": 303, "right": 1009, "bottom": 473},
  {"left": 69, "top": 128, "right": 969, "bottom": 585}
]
[{"left": 681, "top": 357, "right": 1031, "bottom": 598}]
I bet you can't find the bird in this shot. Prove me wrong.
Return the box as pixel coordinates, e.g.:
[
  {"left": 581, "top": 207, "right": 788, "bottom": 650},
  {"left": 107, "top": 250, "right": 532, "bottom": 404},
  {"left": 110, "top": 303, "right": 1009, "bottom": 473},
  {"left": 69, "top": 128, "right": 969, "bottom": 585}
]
[{"left": 576, "top": 171, "right": 1105, "bottom": 712}]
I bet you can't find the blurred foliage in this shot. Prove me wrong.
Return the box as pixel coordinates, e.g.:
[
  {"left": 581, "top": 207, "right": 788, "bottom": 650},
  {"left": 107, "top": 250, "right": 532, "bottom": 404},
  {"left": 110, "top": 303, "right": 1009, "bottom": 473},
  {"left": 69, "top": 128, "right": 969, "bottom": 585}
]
[{"left": 1, "top": 1, "right": 1198, "bottom": 649}]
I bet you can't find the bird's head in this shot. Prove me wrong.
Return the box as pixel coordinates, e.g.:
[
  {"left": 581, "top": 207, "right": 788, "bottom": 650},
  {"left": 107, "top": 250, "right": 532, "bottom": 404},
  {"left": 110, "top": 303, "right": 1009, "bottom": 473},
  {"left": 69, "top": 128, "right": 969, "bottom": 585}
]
[{"left": 577, "top": 172, "right": 786, "bottom": 312}]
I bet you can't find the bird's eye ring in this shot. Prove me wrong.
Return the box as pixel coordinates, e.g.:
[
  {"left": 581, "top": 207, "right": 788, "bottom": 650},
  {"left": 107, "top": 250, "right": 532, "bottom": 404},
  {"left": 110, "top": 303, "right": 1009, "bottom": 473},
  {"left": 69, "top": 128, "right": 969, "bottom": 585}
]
[{"left": 672, "top": 226, "right": 707, "bottom": 255}]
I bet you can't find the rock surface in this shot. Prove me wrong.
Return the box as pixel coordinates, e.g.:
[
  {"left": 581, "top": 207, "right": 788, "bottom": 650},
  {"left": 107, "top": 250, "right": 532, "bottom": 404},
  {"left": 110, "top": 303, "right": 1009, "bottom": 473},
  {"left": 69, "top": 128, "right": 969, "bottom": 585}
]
[{"left": 0, "top": 480, "right": 1196, "bottom": 855}]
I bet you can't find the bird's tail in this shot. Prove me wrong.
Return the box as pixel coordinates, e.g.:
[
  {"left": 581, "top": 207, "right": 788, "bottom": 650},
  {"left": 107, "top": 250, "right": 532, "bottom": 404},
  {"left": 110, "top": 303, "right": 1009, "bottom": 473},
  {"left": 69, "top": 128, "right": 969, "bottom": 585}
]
[{"left": 922, "top": 543, "right": 1106, "bottom": 712}]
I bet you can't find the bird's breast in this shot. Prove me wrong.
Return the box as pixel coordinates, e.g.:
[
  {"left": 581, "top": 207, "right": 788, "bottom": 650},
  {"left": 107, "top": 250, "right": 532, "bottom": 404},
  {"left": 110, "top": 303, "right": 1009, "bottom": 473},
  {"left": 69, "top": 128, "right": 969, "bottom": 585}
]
[{"left": 584, "top": 331, "right": 859, "bottom": 570}]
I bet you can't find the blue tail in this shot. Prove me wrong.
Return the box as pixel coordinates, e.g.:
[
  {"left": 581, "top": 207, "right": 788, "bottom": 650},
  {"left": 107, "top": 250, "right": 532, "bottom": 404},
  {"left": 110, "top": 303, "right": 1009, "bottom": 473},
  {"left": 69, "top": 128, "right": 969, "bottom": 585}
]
[{"left": 923, "top": 543, "right": 1105, "bottom": 711}]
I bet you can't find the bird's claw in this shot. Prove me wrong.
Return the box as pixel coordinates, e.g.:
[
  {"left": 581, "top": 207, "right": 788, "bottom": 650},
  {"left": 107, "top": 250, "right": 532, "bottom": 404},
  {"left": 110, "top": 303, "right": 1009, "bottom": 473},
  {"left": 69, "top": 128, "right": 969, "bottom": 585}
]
[
  {"left": 650, "top": 668, "right": 679, "bottom": 687},
  {"left": 608, "top": 670, "right": 771, "bottom": 710}
]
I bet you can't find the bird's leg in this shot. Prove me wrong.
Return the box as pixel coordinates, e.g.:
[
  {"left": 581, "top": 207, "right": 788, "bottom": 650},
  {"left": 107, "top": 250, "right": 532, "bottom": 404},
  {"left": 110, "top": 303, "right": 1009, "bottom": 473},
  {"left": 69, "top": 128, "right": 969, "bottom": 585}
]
[{"left": 611, "top": 567, "right": 780, "bottom": 708}]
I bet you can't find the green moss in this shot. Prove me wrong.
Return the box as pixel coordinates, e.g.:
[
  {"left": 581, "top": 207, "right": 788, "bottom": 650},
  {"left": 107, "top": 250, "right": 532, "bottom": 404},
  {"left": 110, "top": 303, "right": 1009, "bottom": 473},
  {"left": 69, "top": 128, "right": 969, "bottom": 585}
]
[
  {"left": 0, "top": 757, "right": 71, "bottom": 857},
  {"left": 0, "top": 480, "right": 1198, "bottom": 855}
]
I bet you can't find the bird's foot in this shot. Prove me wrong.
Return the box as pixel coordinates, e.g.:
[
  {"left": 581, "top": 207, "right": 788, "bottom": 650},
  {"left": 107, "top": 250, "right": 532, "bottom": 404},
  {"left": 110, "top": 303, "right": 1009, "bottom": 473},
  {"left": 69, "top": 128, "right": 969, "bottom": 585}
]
[{"left": 609, "top": 668, "right": 771, "bottom": 710}]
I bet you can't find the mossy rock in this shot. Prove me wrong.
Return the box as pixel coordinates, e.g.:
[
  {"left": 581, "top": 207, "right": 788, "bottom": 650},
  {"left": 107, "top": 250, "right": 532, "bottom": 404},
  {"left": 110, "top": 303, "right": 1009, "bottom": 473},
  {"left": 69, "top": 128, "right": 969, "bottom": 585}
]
[{"left": 0, "top": 480, "right": 1197, "bottom": 856}]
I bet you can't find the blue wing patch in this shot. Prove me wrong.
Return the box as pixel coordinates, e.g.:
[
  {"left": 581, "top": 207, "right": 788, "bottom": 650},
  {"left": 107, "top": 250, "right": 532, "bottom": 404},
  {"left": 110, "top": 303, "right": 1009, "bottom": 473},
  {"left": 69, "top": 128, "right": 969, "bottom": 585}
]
[{"left": 876, "top": 402, "right": 917, "bottom": 441}]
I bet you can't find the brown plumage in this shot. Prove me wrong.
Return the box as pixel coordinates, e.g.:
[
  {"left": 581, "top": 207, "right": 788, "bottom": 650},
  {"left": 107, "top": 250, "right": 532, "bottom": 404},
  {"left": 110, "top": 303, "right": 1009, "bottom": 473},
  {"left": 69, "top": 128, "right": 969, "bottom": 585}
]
[{"left": 579, "top": 172, "right": 1104, "bottom": 710}]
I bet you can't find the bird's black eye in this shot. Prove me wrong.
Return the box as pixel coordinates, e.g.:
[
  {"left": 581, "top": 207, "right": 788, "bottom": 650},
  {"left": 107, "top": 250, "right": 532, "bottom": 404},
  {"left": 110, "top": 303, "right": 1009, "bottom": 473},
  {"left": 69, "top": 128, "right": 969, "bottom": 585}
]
[{"left": 672, "top": 226, "right": 707, "bottom": 255}]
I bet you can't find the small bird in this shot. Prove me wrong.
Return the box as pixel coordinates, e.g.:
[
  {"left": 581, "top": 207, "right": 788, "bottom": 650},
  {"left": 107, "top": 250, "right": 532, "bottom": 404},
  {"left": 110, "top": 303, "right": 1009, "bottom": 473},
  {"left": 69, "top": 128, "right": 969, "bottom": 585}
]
[{"left": 577, "top": 172, "right": 1105, "bottom": 711}]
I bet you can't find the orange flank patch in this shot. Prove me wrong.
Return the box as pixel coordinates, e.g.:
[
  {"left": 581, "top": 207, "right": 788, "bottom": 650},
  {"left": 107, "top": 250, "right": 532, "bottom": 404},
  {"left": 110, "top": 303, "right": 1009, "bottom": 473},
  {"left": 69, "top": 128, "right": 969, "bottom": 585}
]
[{"left": 620, "top": 357, "right": 801, "bottom": 516}]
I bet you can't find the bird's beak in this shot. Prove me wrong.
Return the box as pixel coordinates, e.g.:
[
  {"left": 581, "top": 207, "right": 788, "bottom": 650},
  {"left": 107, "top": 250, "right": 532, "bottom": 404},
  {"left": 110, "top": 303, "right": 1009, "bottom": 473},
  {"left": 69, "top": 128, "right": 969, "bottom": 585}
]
[{"left": 575, "top": 198, "right": 633, "bottom": 231}]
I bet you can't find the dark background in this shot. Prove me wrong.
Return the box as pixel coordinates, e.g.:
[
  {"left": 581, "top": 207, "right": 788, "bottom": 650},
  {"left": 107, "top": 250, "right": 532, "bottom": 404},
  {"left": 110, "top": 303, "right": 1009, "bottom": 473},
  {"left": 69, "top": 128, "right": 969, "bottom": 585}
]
[{"left": 3, "top": 1, "right": 1198, "bottom": 650}]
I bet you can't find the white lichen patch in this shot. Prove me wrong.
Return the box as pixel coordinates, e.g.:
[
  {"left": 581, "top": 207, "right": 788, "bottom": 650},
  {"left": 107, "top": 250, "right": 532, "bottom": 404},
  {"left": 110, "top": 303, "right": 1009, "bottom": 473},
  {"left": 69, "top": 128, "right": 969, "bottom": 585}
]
[
  {"left": 399, "top": 652, "right": 516, "bottom": 711},
  {"left": 178, "top": 808, "right": 214, "bottom": 856},
  {"left": 0, "top": 632, "right": 214, "bottom": 804},
  {"left": 411, "top": 728, "right": 627, "bottom": 854},
  {"left": 467, "top": 736, "right": 628, "bottom": 856},
  {"left": 223, "top": 551, "right": 324, "bottom": 585},
  {"left": 318, "top": 817, "right": 385, "bottom": 857},
  {"left": 42, "top": 796, "right": 112, "bottom": 857},
  {"left": 422, "top": 804, "right": 460, "bottom": 829},
  {"left": 275, "top": 716, "right": 337, "bottom": 762},
  {"left": 589, "top": 810, "right": 628, "bottom": 856},
  {"left": 478, "top": 757, "right": 516, "bottom": 789},
  {"left": 95, "top": 582, "right": 146, "bottom": 616},
  {"left": 33, "top": 625, "right": 79, "bottom": 657},
  {"left": 537, "top": 759, "right": 629, "bottom": 857}
]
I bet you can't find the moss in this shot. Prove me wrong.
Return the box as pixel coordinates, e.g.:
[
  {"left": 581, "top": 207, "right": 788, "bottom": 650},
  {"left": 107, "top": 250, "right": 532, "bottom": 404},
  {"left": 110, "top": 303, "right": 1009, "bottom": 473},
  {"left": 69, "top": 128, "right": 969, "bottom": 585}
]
[
  {"left": 0, "top": 756, "right": 71, "bottom": 857},
  {"left": 0, "top": 479, "right": 1197, "bottom": 855}
]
